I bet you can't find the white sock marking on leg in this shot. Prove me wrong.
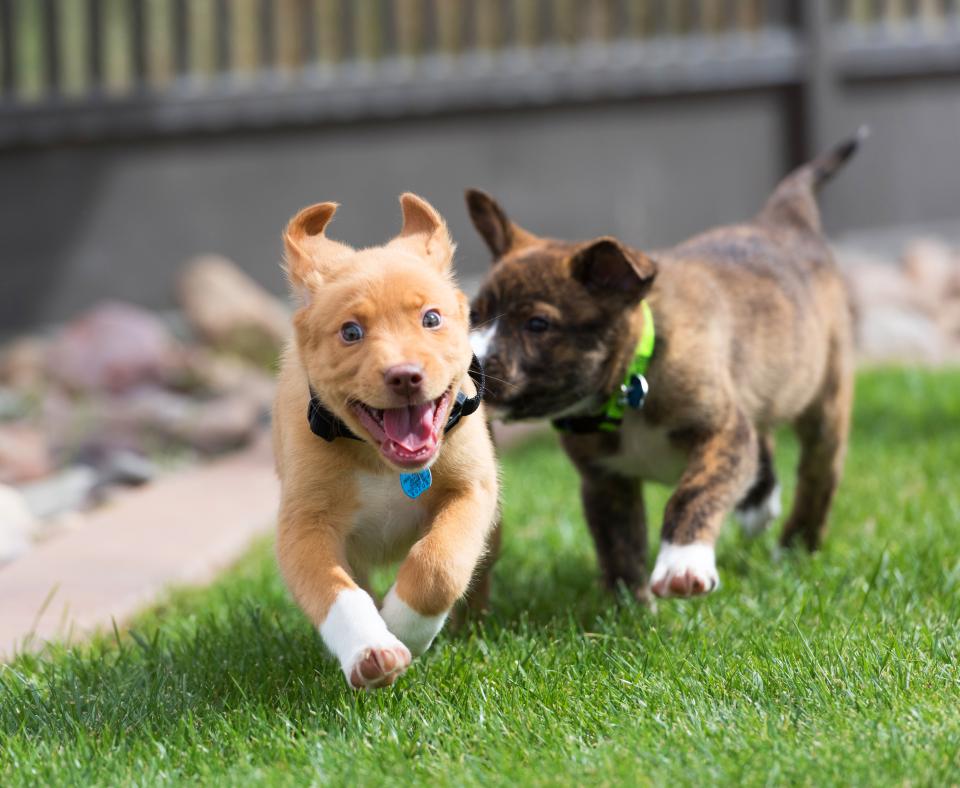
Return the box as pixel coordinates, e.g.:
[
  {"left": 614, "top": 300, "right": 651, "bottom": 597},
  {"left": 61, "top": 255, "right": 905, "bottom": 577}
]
[
  {"left": 736, "top": 483, "right": 782, "bottom": 537},
  {"left": 319, "top": 588, "right": 405, "bottom": 682},
  {"left": 381, "top": 585, "right": 447, "bottom": 656},
  {"left": 650, "top": 542, "right": 719, "bottom": 596}
]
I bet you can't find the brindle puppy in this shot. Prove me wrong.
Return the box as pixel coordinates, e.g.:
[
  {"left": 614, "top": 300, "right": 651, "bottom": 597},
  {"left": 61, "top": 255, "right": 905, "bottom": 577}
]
[{"left": 466, "top": 131, "right": 863, "bottom": 601}]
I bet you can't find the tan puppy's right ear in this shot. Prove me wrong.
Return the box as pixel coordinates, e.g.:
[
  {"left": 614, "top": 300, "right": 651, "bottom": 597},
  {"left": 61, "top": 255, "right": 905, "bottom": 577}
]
[
  {"left": 282, "top": 202, "right": 353, "bottom": 304},
  {"left": 465, "top": 189, "right": 536, "bottom": 261}
]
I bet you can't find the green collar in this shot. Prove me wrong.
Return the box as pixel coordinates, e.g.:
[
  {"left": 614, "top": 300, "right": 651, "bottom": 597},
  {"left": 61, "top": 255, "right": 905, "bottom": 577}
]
[{"left": 552, "top": 300, "right": 655, "bottom": 434}]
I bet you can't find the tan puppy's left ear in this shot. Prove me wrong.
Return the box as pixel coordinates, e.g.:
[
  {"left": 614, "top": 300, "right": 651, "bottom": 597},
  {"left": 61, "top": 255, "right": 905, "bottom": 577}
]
[
  {"left": 283, "top": 202, "right": 354, "bottom": 305},
  {"left": 390, "top": 192, "right": 455, "bottom": 272}
]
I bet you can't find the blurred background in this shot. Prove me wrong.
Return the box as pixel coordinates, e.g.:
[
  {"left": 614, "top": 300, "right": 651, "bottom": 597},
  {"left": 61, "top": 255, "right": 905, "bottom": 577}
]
[{"left": 1, "top": 1, "right": 959, "bottom": 559}]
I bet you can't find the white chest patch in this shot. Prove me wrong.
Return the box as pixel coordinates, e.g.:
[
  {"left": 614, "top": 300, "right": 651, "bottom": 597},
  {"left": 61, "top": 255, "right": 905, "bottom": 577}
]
[
  {"left": 595, "top": 415, "right": 687, "bottom": 485},
  {"left": 347, "top": 472, "right": 427, "bottom": 569},
  {"left": 470, "top": 323, "right": 497, "bottom": 361}
]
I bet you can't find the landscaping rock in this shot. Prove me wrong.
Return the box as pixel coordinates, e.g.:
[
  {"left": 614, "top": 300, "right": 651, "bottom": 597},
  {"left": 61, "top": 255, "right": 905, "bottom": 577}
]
[
  {"left": 0, "top": 336, "right": 49, "bottom": 391},
  {"left": 161, "top": 393, "right": 264, "bottom": 454},
  {"left": 0, "top": 484, "right": 34, "bottom": 564},
  {"left": 843, "top": 255, "right": 936, "bottom": 317},
  {"left": 178, "top": 255, "right": 290, "bottom": 367},
  {"left": 46, "top": 301, "right": 184, "bottom": 393},
  {"left": 857, "top": 306, "right": 946, "bottom": 363},
  {"left": 0, "top": 423, "right": 53, "bottom": 484},
  {"left": 903, "top": 237, "right": 957, "bottom": 307},
  {"left": 19, "top": 466, "right": 100, "bottom": 521}
]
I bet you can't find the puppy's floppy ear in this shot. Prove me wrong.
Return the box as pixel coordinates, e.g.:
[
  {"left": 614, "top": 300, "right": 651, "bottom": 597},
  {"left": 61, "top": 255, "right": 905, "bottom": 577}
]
[
  {"left": 571, "top": 237, "right": 656, "bottom": 300},
  {"left": 465, "top": 189, "right": 535, "bottom": 261},
  {"left": 282, "top": 202, "right": 353, "bottom": 304},
  {"left": 389, "top": 192, "right": 455, "bottom": 272}
]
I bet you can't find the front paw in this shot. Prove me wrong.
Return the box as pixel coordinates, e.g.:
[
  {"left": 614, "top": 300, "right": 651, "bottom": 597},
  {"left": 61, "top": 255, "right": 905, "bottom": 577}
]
[
  {"left": 347, "top": 641, "right": 412, "bottom": 690},
  {"left": 650, "top": 542, "right": 719, "bottom": 598},
  {"left": 381, "top": 586, "right": 448, "bottom": 656}
]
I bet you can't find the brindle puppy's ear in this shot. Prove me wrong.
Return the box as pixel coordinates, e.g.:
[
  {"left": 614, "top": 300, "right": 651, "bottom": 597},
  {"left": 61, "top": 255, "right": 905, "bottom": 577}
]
[
  {"left": 283, "top": 202, "right": 354, "bottom": 305},
  {"left": 465, "top": 189, "right": 536, "bottom": 261},
  {"left": 571, "top": 237, "right": 656, "bottom": 301},
  {"left": 390, "top": 192, "right": 455, "bottom": 273}
]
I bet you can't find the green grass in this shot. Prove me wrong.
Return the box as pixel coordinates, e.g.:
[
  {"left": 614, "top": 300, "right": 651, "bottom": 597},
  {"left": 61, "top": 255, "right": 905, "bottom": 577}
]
[{"left": 3, "top": 367, "right": 960, "bottom": 786}]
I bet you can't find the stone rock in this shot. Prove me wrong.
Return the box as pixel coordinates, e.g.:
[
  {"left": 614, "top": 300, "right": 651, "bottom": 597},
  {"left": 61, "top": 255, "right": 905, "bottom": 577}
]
[
  {"left": 160, "top": 393, "right": 264, "bottom": 454},
  {"left": 0, "top": 423, "right": 53, "bottom": 485},
  {"left": 857, "top": 306, "right": 946, "bottom": 363},
  {"left": 18, "top": 466, "right": 100, "bottom": 521},
  {"left": 178, "top": 255, "right": 290, "bottom": 367},
  {"left": 903, "top": 237, "right": 956, "bottom": 307},
  {"left": 182, "top": 349, "right": 276, "bottom": 410},
  {"left": 46, "top": 301, "right": 184, "bottom": 394},
  {"left": 843, "top": 256, "right": 936, "bottom": 318},
  {"left": 82, "top": 387, "right": 264, "bottom": 456},
  {"left": 0, "top": 483, "right": 34, "bottom": 564},
  {"left": 0, "top": 336, "right": 49, "bottom": 390},
  {"left": 0, "top": 386, "right": 32, "bottom": 421}
]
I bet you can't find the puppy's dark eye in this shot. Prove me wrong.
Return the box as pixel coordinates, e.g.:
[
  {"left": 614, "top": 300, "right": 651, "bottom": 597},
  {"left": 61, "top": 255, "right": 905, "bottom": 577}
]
[
  {"left": 469, "top": 309, "right": 480, "bottom": 327},
  {"left": 422, "top": 309, "right": 442, "bottom": 329},
  {"left": 340, "top": 321, "right": 364, "bottom": 343},
  {"left": 525, "top": 316, "right": 550, "bottom": 333}
]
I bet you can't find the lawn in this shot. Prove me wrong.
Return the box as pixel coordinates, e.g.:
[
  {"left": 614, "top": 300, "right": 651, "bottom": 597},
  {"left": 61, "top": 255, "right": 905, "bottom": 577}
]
[{"left": 2, "top": 367, "right": 959, "bottom": 786}]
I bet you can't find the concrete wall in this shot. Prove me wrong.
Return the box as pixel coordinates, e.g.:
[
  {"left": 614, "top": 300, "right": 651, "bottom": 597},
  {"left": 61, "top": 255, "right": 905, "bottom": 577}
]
[{"left": 2, "top": 79, "right": 959, "bottom": 332}]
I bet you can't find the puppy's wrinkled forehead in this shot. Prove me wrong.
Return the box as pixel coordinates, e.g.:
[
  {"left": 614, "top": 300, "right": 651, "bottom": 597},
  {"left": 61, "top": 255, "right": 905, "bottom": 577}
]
[
  {"left": 320, "top": 258, "right": 460, "bottom": 320},
  {"left": 476, "top": 247, "right": 605, "bottom": 321}
]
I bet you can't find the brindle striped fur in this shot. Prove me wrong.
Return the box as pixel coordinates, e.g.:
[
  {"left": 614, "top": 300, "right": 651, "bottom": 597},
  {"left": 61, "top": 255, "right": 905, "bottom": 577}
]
[{"left": 466, "top": 133, "right": 861, "bottom": 601}]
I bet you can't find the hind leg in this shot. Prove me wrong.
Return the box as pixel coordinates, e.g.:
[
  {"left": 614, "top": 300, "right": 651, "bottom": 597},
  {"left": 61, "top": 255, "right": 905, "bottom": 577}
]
[
  {"left": 780, "top": 346, "right": 853, "bottom": 551},
  {"left": 735, "top": 434, "right": 781, "bottom": 537}
]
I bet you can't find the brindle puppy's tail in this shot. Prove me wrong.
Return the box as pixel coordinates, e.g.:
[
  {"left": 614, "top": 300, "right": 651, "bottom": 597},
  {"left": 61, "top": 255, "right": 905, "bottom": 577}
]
[{"left": 759, "top": 126, "right": 870, "bottom": 232}]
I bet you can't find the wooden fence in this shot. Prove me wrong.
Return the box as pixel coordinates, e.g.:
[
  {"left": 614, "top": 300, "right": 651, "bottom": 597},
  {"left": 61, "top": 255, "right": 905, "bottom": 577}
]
[{"left": 0, "top": 0, "right": 958, "bottom": 146}]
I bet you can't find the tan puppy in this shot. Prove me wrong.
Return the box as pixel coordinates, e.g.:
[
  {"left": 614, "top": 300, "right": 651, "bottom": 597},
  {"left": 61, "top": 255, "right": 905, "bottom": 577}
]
[{"left": 273, "top": 194, "right": 499, "bottom": 689}]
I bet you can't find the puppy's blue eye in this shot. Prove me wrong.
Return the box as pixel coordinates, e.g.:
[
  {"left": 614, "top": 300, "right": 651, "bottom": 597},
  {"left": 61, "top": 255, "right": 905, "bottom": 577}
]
[
  {"left": 525, "top": 316, "right": 550, "bottom": 333},
  {"left": 340, "top": 322, "right": 364, "bottom": 343},
  {"left": 422, "top": 309, "right": 442, "bottom": 329}
]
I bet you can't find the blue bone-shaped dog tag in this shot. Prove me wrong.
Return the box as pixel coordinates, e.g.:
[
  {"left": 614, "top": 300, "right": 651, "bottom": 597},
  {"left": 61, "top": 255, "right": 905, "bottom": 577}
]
[{"left": 399, "top": 469, "right": 432, "bottom": 499}]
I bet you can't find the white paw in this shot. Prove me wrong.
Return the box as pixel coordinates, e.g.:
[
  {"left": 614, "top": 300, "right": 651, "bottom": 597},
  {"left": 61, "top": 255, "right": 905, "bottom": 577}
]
[
  {"left": 320, "top": 588, "right": 413, "bottom": 689},
  {"left": 650, "top": 542, "right": 719, "bottom": 598},
  {"left": 345, "top": 641, "right": 412, "bottom": 690},
  {"left": 735, "top": 483, "right": 782, "bottom": 537},
  {"left": 381, "top": 585, "right": 448, "bottom": 657}
]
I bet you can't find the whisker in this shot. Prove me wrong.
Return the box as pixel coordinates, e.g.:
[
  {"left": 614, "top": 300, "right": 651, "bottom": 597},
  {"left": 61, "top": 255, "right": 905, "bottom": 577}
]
[{"left": 470, "top": 313, "right": 505, "bottom": 331}]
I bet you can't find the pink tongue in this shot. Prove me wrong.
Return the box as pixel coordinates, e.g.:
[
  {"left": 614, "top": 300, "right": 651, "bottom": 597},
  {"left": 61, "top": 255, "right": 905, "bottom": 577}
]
[{"left": 383, "top": 402, "right": 437, "bottom": 450}]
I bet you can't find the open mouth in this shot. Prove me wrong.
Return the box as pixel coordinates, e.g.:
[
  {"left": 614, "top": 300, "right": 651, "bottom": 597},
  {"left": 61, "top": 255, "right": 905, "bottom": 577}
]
[{"left": 351, "top": 389, "right": 453, "bottom": 469}]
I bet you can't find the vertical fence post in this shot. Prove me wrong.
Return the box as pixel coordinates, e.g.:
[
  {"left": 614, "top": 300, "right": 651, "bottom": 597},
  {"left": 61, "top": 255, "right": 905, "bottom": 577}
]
[
  {"left": 215, "top": 0, "right": 232, "bottom": 74},
  {"left": 173, "top": 0, "right": 189, "bottom": 78},
  {"left": 800, "top": 0, "right": 837, "bottom": 159},
  {"left": 130, "top": 0, "right": 148, "bottom": 90},
  {"left": 42, "top": 0, "right": 61, "bottom": 96},
  {"left": 0, "top": 0, "right": 15, "bottom": 97},
  {"left": 259, "top": 0, "right": 275, "bottom": 72}
]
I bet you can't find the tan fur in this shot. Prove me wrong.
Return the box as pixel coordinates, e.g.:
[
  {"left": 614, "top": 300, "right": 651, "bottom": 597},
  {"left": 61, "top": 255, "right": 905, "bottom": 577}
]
[{"left": 273, "top": 194, "right": 499, "bottom": 688}]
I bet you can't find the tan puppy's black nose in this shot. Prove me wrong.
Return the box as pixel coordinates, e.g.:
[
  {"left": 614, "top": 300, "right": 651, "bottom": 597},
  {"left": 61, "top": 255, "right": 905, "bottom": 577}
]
[{"left": 384, "top": 364, "right": 424, "bottom": 397}]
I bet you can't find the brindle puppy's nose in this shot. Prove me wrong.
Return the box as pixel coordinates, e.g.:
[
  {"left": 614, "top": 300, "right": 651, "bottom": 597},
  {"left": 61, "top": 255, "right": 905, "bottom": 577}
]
[{"left": 384, "top": 364, "right": 424, "bottom": 397}]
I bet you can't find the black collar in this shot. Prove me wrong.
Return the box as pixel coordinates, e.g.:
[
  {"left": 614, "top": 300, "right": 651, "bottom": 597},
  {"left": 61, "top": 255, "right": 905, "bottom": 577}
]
[{"left": 307, "top": 355, "right": 486, "bottom": 443}]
